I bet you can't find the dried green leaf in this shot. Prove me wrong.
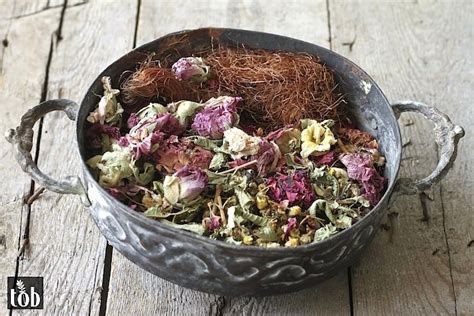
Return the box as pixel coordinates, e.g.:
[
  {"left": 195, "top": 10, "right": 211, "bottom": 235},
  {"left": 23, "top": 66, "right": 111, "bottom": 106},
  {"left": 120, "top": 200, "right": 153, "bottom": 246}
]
[
  {"left": 132, "top": 162, "right": 155, "bottom": 185},
  {"left": 257, "top": 225, "right": 280, "bottom": 242},
  {"left": 169, "top": 100, "right": 203, "bottom": 127},
  {"left": 313, "top": 224, "right": 337, "bottom": 242},
  {"left": 163, "top": 175, "right": 180, "bottom": 205},
  {"left": 137, "top": 102, "right": 167, "bottom": 119},
  {"left": 160, "top": 219, "right": 205, "bottom": 235},
  {"left": 187, "top": 136, "right": 222, "bottom": 151},
  {"left": 236, "top": 207, "right": 269, "bottom": 227},
  {"left": 209, "top": 152, "right": 227, "bottom": 170},
  {"left": 234, "top": 188, "right": 254, "bottom": 211}
]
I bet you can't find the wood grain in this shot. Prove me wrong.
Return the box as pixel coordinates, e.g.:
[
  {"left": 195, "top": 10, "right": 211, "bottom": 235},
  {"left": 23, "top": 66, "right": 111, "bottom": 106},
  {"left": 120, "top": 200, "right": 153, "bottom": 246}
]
[
  {"left": 330, "top": 0, "right": 473, "bottom": 314},
  {"left": 0, "top": 1, "right": 61, "bottom": 314},
  {"left": 106, "top": 1, "right": 351, "bottom": 315},
  {"left": 11, "top": 0, "right": 137, "bottom": 315},
  {"left": 2, "top": 1, "right": 471, "bottom": 314}
]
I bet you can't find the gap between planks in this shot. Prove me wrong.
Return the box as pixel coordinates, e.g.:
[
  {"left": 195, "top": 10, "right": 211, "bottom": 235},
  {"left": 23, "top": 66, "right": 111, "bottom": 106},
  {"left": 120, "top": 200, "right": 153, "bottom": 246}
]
[{"left": 9, "top": 1, "right": 68, "bottom": 316}]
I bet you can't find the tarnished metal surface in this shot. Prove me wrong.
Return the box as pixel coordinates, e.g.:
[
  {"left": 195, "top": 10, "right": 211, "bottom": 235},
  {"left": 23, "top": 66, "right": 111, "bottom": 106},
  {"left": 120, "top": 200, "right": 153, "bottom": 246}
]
[
  {"left": 391, "top": 101, "right": 465, "bottom": 195},
  {"left": 6, "top": 28, "right": 465, "bottom": 296},
  {"left": 5, "top": 99, "right": 90, "bottom": 206}
]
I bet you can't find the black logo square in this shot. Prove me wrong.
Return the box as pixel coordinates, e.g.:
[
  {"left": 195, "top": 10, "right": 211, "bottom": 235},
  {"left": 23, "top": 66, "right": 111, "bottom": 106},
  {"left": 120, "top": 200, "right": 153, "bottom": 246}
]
[{"left": 7, "top": 277, "right": 43, "bottom": 309}]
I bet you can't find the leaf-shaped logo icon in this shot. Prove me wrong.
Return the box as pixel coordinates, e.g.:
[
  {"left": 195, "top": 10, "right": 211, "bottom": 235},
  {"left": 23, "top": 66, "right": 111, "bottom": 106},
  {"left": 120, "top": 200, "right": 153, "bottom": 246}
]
[{"left": 16, "top": 280, "right": 26, "bottom": 294}]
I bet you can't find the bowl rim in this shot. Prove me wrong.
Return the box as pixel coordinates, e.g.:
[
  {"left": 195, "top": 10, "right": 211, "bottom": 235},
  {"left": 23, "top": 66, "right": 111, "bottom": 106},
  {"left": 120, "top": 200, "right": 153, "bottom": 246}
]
[{"left": 77, "top": 27, "right": 402, "bottom": 254}]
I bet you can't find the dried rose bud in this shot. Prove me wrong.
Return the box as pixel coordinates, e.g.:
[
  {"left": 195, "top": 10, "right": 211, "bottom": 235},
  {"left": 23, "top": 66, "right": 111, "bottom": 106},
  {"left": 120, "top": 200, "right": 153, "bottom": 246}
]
[
  {"left": 191, "top": 96, "right": 241, "bottom": 139},
  {"left": 172, "top": 57, "right": 210, "bottom": 82},
  {"left": 163, "top": 165, "right": 208, "bottom": 205}
]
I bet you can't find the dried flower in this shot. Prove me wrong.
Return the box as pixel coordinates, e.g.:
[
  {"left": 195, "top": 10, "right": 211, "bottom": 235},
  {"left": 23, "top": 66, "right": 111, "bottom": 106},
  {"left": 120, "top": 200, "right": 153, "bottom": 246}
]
[
  {"left": 340, "top": 153, "right": 385, "bottom": 206},
  {"left": 300, "top": 120, "right": 337, "bottom": 158},
  {"left": 130, "top": 113, "right": 184, "bottom": 139},
  {"left": 223, "top": 127, "right": 260, "bottom": 159},
  {"left": 87, "top": 77, "right": 123, "bottom": 124},
  {"left": 172, "top": 57, "right": 210, "bottom": 82},
  {"left": 86, "top": 123, "right": 121, "bottom": 149},
  {"left": 127, "top": 113, "right": 140, "bottom": 129},
  {"left": 87, "top": 147, "right": 133, "bottom": 187},
  {"left": 288, "top": 206, "right": 302, "bottom": 217},
  {"left": 129, "top": 131, "right": 164, "bottom": 160},
  {"left": 283, "top": 217, "right": 298, "bottom": 240},
  {"left": 266, "top": 126, "right": 301, "bottom": 154},
  {"left": 163, "top": 165, "right": 208, "bottom": 205},
  {"left": 313, "top": 151, "right": 337, "bottom": 166},
  {"left": 203, "top": 214, "right": 222, "bottom": 231},
  {"left": 168, "top": 100, "right": 203, "bottom": 128},
  {"left": 136, "top": 103, "right": 168, "bottom": 119},
  {"left": 154, "top": 137, "right": 212, "bottom": 173},
  {"left": 266, "top": 170, "right": 316, "bottom": 207},
  {"left": 242, "top": 235, "right": 254, "bottom": 245},
  {"left": 256, "top": 192, "right": 269, "bottom": 210},
  {"left": 285, "top": 237, "right": 300, "bottom": 247},
  {"left": 191, "top": 96, "right": 241, "bottom": 139},
  {"left": 252, "top": 140, "right": 281, "bottom": 176}
]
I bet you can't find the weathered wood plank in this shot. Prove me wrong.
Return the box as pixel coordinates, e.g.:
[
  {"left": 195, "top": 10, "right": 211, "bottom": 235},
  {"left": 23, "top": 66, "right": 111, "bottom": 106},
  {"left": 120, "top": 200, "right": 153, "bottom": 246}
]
[
  {"left": 136, "top": 0, "right": 330, "bottom": 46},
  {"left": 106, "top": 1, "right": 351, "bottom": 315},
  {"left": 330, "top": 0, "right": 473, "bottom": 314},
  {"left": 9, "top": 0, "right": 87, "bottom": 19},
  {"left": 0, "top": 2, "right": 61, "bottom": 314},
  {"left": 12, "top": 0, "right": 137, "bottom": 315}
]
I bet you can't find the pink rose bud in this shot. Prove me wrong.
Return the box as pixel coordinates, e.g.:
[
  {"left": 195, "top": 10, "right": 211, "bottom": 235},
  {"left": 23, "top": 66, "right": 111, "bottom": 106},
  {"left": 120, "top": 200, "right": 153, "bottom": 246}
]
[
  {"left": 172, "top": 57, "right": 210, "bottom": 82},
  {"left": 191, "top": 96, "right": 241, "bottom": 139}
]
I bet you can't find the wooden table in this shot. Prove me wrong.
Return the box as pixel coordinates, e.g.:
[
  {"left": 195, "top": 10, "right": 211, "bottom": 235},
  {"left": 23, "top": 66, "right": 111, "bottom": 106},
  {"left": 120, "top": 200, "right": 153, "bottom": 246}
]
[{"left": 0, "top": 1, "right": 472, "bottom": 315}]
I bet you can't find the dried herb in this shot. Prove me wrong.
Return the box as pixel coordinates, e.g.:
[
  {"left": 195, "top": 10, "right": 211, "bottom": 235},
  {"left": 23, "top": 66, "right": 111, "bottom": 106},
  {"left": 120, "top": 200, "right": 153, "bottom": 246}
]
[{"left": 86, "top": 49, "right": 386, "bottom": 247}]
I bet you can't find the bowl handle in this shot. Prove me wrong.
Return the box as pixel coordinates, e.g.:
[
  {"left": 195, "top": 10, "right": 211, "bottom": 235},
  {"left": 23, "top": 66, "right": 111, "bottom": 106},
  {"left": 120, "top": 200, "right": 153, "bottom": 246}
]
[
  {"left": 5, "top": 99, "right": 90, "bottom": 206},
  {"left": 391, "top": 100, "right": 464, "bottom": 196}
]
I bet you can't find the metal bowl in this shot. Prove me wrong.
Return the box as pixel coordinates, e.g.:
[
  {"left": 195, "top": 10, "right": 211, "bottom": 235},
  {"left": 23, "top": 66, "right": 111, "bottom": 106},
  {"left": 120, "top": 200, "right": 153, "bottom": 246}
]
[{"left": 6, "top": 28, "right": 464, "bottom": 296}]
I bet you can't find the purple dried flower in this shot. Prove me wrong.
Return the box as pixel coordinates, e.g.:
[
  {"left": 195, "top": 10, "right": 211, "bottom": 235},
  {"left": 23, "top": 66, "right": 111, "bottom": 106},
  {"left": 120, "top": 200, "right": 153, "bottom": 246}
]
[
  {"left": 172, "top": 57, "right": 210, "bottom": 82},
  {"left": 130, "top": 131, "right": 164, "bottom": 160},
  {"left": 210, "top": 214, "right": 221, "bottom": 231},
  {"left": 202, "top": 214, "right": 222, "bottom": 232},
  {"left": 340, "top": 153, "right": 385, "bottom": 206},
  {"left": 154, "top": 113, "right": 184, "bottom": 135},
  {"left": 127, "top": 113, "right": 140, "bottom": 128},
  {"left": 284, "top": 217, "right": 298, "bottom": 240},
  {"left": 118, "top": 136, "right": 129, "bottom": 147},
  {"left": 191, "top": 96, "right": 241, "bottom": 139},
  {"left": 163, "top": 165, "right": 208, "bottom": 205},
  {"left": 131, "top": 113, "right": 184, "bottom": 139},
  {"left": 313, "top": 151, "right": 337, "bottom": 166},
  {"left": 266, "top": 170, "right": 316, "bottom": 207},
  {"left": 86, "top": 123, "right": 121, "bottom": 148},
  {"left": 174, "top": 166, "right": 208, "bottom": 201},
  {"left": 253, "top": 140, "right": 281, "bottom": 176}
]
